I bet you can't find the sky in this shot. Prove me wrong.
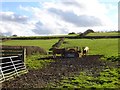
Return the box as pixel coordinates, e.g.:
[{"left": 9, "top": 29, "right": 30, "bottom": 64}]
[{"left": 0, "top": 0, "right": 119, "bottom": 36}]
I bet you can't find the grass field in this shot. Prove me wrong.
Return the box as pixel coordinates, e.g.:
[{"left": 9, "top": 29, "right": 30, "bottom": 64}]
[
  {"left": 2, "top": 39, "right": 58, "bottom": 51},
  {"left": 2, "top": 38, "right": 118, "bottom": 57},
  {"left": 2, "top": 38, "right": 119, "bottom": 88},
  {"left": 86, "top": 32, "right": 118, "bottom": 36},
  {"left": 61, "top": 39, "right": 118, "bottom": 57}
]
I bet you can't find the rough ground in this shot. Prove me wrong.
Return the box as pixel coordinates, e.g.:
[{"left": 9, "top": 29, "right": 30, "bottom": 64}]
[{"left": 2, "top": 55, "right": 117, "bottom": 88}]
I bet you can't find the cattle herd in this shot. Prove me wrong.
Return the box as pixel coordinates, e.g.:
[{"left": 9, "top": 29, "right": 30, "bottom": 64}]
[{"left": 52, "top": 46, "right": 89, "bottom": 58}]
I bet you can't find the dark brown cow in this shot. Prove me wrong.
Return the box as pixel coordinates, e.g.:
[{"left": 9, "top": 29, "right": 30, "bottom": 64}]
[
  {"left": 52, "top": 48, "right": 82, "bottom": 58},
  {"left": 52, "top": 48, "right": 66, "bottom": 58}
]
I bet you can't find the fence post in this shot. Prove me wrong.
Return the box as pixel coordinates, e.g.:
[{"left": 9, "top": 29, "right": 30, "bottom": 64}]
[{"left": 22, "top": 48, "right": 26, "bottom": 62}]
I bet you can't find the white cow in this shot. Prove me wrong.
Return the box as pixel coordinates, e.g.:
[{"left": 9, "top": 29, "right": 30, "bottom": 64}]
[{"left": 82, "top": 46, "right": 89, "bottom": 55}]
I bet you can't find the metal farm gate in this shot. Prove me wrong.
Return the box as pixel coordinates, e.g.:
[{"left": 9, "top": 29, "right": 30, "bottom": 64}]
[
  {"left": 0, "top": 56, "right": 28, "bottom": 83},
  {"left": 0, "top": 47, "right": 28, "bottom": 83}
]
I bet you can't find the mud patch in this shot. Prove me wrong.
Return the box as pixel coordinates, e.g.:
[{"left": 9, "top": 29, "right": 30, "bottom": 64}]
[{"left": 2, "top": 55, "right": 116, "bottom": 88}]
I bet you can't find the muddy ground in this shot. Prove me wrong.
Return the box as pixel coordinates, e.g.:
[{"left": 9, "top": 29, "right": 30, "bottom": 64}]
[{"left": 2, "top": 55, "right": 117, "bottom": 88}]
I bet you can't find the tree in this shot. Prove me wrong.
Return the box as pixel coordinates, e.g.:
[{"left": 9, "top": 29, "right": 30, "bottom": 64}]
[
  {"left": 85, "top": 29, "right": 94, "bottom": 33},
  {"left": 68, "top": 32, "right": 76, "bottom": 35},
  {"left": 12, "top": 34, "right": 17, "bottom": 37}
]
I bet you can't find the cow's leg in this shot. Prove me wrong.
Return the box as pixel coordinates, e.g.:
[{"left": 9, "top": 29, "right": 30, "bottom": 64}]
[
  {"left": 53, "top": 53, "right": 56, "bottom": 58},
  {"left": 87, "top": 50, "right": 89, "bottom": 54},
  {"left": 83, "top": 50, "right": 86, "bottom": 56},
  {"left": 79, "top": 52, "right": 82, "bottom": 57}
]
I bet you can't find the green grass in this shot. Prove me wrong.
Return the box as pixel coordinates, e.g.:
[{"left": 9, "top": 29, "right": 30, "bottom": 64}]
[
  {"left": 50, "top": 67, "right": 120, "bottom": 88},
  {"left": 87, "top": 32, "right": 118, "bottom": 36},
  {"left": 25, "top": 54, "right": 54, "bottom": 69},
  {"left": 2, "top": 38, "right": 118, "bottom": 57},
  {"left": 61, "top": 39, "right": 118, "bottom": 57},
  {"left": 2, "top": 39, "right": 58, "bottom": 51},
  {"left": 2, "top": 39, "right": 57, "bottom": 69}
]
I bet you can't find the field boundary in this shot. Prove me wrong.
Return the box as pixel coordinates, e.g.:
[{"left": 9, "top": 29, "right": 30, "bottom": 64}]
[
  {"left": 49, "top": 38, "right": 64, "bottom": 51},
  {"left": 1, "top": 35, "right": 120, "bottom": 41}
]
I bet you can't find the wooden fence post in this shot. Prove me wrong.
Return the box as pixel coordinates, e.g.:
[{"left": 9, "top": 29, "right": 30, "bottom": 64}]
[{"left": 22, "top": 48, "right": 26, "bottom": 62}]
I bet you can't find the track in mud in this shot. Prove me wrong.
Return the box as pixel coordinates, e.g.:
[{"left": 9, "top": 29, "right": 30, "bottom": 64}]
[{"left": 2, "top": 55, "right": 114, "bottom": 88}]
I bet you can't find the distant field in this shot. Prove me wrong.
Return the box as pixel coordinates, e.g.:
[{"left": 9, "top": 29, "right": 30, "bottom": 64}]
[
  {"left": 87, "top": 32, "right": 118, "bottom": 36},
  {"left": 2, "top": 39, "right": 58, "bottom": 51},
  {"left": 61, "top": 39, "right": 118, "bottom": 57},
  {"left": 7, "top": 34, "right": 78, "bottom": 39},
  {"left": 2, "top": 38, "right": 118, "bottom": 57}
]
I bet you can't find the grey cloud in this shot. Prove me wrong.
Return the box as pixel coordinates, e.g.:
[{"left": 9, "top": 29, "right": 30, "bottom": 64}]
[
  {"left": 62, "top": 1, "right": 85, "bottom": 8},
  {"left": 0, "top": 13, "right": 28, "bottom": 23},
  {"left": 59, "top": 28, "right": 68, "bottom": 34},
  {"left": 48, "top": 8, "right": 103, "bottom": 27},
  {"left": 1, "top": 32, "right": 12, "bottom": 36},
  {"left": 32, "top": 21, "right": 52, "bottom": 34},
  {"left": 32, "top": 21, "right": 68, "bottom": 35}
]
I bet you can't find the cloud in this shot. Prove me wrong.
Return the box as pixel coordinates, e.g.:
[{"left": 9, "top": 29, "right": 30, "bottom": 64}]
[
  {"left": 48, "top": 8, "right": 103, "bottom": 27},
  {"left": 61, "top": 0, "right": 85, "bottom": 9},
  {"left": 0, "top": 20, "right": 36, "bottom": 36},
  {"left": 0, "top": 12, "right": 36, "bottom": 36},
  {"left": 1, "top": 32, "right": 12, "bottom": 36},
  {"left": 32, "top": 21, "right": 54, "bottom": 34},
  {"left": 0, "top": 12, "right": 28, "bottom": 24},
  {"left": 32, "top": 21, "right": 68, "bottom": 35},
  {"left": 0, "top": 0, "right": 118, "bottom": 36}
]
